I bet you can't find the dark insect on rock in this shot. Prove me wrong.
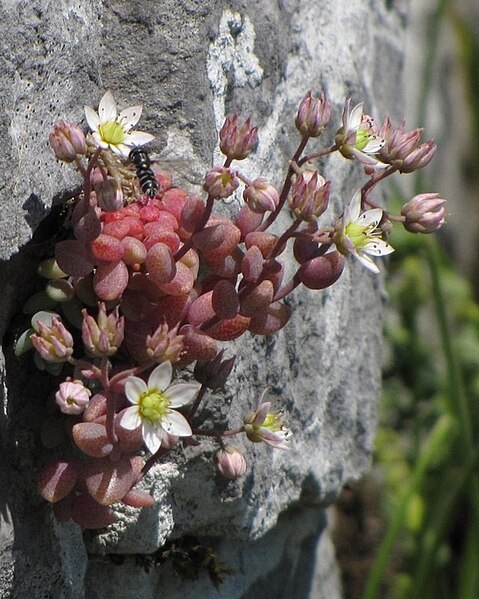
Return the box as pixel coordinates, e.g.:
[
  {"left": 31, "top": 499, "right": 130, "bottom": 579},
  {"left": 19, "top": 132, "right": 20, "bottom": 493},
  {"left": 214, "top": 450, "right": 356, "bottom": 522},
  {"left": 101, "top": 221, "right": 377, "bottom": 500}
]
[{"left": 129, "top": 147, "right": 159, "bottom": 198}]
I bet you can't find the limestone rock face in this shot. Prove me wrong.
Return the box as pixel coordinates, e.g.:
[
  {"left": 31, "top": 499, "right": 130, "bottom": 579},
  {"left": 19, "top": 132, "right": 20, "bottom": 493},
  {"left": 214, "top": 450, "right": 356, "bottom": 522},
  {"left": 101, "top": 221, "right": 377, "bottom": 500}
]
[{"left": 0, "top": 1, "right": 407, "bottom": 597}]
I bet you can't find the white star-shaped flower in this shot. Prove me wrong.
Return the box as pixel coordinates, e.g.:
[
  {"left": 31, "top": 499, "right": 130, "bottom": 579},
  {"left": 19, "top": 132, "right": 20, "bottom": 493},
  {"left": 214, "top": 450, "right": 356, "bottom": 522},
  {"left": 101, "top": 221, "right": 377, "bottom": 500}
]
[
  {"left": 336, "top": 99, "right": 386, "bottom": 167},
  {"left": 119, "top": 361, "right": 200, "bottom": 454},
  {"left": 334, "top": 190, "right": 394, "bottom": 273},
  {"left": 84, "top": 90, "right": 154, "bottom": 157}
]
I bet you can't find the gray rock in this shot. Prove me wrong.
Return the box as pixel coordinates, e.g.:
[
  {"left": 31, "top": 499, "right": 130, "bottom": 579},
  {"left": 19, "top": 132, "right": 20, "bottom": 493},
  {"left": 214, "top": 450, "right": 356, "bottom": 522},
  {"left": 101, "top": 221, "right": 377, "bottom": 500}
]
[{"left": 0, "top": 0, "right": 407, "bottom": 597}]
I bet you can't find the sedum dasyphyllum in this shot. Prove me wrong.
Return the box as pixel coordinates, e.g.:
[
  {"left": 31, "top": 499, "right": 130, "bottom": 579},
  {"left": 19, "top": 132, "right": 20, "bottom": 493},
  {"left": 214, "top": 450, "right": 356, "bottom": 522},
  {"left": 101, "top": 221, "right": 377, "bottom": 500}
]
[{"left": 14, "top": 89, "right": 445, "bottom": 529}]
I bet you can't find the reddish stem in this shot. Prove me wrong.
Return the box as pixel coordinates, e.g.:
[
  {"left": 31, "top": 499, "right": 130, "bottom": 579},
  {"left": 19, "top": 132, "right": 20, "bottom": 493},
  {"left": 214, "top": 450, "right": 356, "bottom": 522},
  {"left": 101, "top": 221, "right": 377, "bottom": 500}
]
[{"left": 259, "top": 136, "right": 309, "bottom": 232}]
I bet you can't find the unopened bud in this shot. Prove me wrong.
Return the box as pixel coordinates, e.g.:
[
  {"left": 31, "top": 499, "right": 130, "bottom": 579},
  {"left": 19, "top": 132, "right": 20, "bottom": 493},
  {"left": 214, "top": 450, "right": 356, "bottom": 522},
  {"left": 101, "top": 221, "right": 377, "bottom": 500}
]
[
  {"left": 146, "top": 323, "right": 184, "bottom": 363},
  {"left": 55, "top": 379, "right": 91, "bottom": 415},
  {"left": 220, "top": 114, "right": 258, "bottom": 160},
  {"left": 243, "top": 179, "right": 280, "bottom": 214},
  {"left": 82, "top": 303, "right": 124, "bottom": 357},
  {"left": 401, "top": 193, "right": 446, "bottom": 233},
  {"left": 290, "top": 170, "right": 330, "bottom": 221},
  {"left": 204, "top": 166, "right": 239, "bottom": 199},
  {"left": 31, "top": 312, "right": 74, "bottom": 363},
  {"left": 49, "top": 120, "right": 86, "bottom": 163},
  {"left": 95, "top": 178, "right": 124, "bottom": 212},
  {"left": 216, "top": 446, "right": 247, "bottom": 479},
  {"left": 295, "top": 91, "right": 332, "bottom": 137},
  {"left": 194, "top": 349, "right": 236, "bottom": 390},
  {"left": 400, "top": 140, "right": 437, "bottom": 173}
]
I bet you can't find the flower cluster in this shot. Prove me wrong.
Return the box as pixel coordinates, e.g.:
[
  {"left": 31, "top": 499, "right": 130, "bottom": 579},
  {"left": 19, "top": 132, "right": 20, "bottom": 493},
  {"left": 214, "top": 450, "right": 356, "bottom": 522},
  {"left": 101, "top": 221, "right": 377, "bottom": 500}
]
[{"left": 16, "top": 90, "right": 445, "bottom": 529}]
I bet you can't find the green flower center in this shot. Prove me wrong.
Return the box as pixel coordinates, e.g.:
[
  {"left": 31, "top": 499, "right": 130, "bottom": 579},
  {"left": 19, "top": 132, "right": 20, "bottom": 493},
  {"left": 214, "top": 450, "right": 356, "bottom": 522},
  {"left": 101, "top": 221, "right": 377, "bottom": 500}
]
[
  {"left": 345, "top": 221, "right": 381, "bottom": 250},
  {"left": 263, "top": 412, "right": 281, "bottom": 432},
  {"left": 98, "top": 121, "right": 126, "bottom": 145},
  {"left": 138, "top": 388, "right": 169, "bottom": 424},
  {"left": 355, "top": 129, "right": 370, "bottom": 152}
]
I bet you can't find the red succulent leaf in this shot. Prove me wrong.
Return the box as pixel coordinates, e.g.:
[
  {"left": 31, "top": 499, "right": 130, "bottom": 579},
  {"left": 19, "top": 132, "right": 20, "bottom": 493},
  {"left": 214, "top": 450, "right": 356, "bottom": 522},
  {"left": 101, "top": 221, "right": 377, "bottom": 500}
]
[
  {"left": 93, "top": 260, "right": 129, "bottom": 300},
  {"left": 160, "top": 188, "right": 189, "bottom": 221},
  {"left": 38, "top": 460, "right": 79, "bottom": 503},
  {"left": 204, "top": 314, "right": 250, "bottom": 341},
  {"left": 212, "top": 280, "right": 239, "bottom": 319},
  {"left": 72, "top": 422, "right": 114, "bottom": 458},
  {"left": 55, "top": 239, "right": 94, "bottom": 277},
  {"left": 249, "top": 301, "right": 291, "bottom": 335},
  {"left": 83, "top": 393, "right": 108, "bottom": 422},
  {"left": 82, "top": 457, "right": 135, "bottom": 506},
  {"left": 160, "top": 262, "right": 194, "bottom": 296},
  {"left": 240, "top": 280, "right": 274, "bottom": 317},
  {"left": 235, "top": 205, "right": 264, "bottom": 239},
  {"left": 91, "top": 234, "right": 125, "bottom": 262},
  {"left": 146, "top": 242, "right": 176, "bottom": 286},
  {"left": 179, "top": 325, "right": 218, "bottom": 362},
  {"left": 71, "top": 494, "right": 116, "bottom": 529},
  {"left": 298, "top": 251, "right": 345, "bottom": 289},
  {"left": 122, "top": 489, "right": 155, "bottom": 508}
]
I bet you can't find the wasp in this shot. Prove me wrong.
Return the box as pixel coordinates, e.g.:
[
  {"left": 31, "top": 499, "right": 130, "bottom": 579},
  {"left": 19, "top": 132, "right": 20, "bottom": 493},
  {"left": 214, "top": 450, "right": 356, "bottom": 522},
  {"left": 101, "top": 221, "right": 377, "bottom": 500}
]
[{"left": 129, "top": 147, "right": 159, "bottom": 198}]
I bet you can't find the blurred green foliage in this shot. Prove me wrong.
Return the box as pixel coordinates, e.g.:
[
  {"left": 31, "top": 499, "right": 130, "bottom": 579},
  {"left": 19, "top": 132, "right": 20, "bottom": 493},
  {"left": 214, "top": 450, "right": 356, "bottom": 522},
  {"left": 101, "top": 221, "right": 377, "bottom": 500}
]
[{"left": 363, "top": 2, "right": 479, "bottom": 597}]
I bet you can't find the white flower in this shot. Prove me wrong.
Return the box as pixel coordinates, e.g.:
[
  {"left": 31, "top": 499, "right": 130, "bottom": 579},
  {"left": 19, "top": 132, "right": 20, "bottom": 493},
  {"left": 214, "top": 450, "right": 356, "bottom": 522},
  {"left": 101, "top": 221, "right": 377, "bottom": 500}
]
[
  {"left": 335, "top": 99, "right": 386, "bottom": 167},
  {"left": 243, "top": 389, "right": 291, "bottom": 450},
  {"left": 119, "top": 361, "right": 200, "bottom": 454},
  {"left": 84, "top": 90, "right": 154, "bottom": 157},
  {"left": 334, "top": 190, "right": 394, "bottom": 274}
]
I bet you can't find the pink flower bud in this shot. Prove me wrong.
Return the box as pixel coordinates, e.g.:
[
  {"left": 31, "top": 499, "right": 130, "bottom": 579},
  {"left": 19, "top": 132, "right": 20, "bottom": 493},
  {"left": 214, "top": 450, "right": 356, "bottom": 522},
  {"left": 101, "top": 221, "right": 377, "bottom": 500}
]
[
  {"left": 401, "top": 193, "right": 446, "bottom": 234},
  {"left": 400, "top": 140, "right": 437, "bottom": 173},
  {"left": 146, "top": 323, "right": 184, "bottom": 363},
  {"left": 55, "top": 380, "right": 91, "bottom": 415},
  {"left": 204, "top": 166, "right": 239, "bottom": 199},
  {"left": 219, "top": 114, "right": 258, "bottom": 160},
  {"left": 31, "top": 314, "right": 74, "bottom": 363},
  {"left": 49, "top": 120, "right": 86, "bottom": 163},
  {"left": 216, "top": 446, "right": 247, "bottom": 479},
  {"left": 243, "top": 179, "right": 280, "bottom": 214},
  {"left": 290, "top": 170, "right": 330, "bottom": 221},
  {"left": 378, "top": 118, "right": 436, "bottom": 172},
  {"left": 295, "top": 91, "right": 332, "bottom": 137},
  {"left": 95, "top": 179, "right": 124, "bottom": 212},
  {"left": 82, "top": 303, "right": 125, "bottom": 357}
]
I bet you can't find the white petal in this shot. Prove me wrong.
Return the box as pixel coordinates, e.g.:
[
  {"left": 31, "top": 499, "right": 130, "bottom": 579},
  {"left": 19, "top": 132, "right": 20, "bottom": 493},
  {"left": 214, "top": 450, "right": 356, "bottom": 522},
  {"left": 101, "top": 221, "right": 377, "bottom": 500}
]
[
  {"left": 341, "top": 98, "right": 351, "bottom": 127},
  {"left": 260, "top": 428, "right": 291, "bottom": 450},
  {"left": 98, "top": 90, "right": 117, "bottom": 123},
  {"left": 363, "top": 239, "right": 394, "bottom": 256},
  {"left": 348, "top": 102, "right": 364, "bottom": 130},
  {"left": 119, "top": 406, "right": 142, "bottom": 430},
  {"left": 363, "top": 136, "right": 385, "bottom": 154},
  {"left": 125, "top": 376, "right": 147, "bottom": 404},
  {"left": 355, "top": 252, "right": 380, "bottom": 273},
  {"left": 162, "top": 410, "right": 192, "bottom": 437},
  {"left": 142, "top": 422, "right": 162, "bottom": 453},
  {"left": 167, "top": 383, "right": 201, "bottom": 408},
  {"left": 111, "top": 143, "right": 132, "bottom": 158},
  {"left": 148, "top": 361, "right": 172, "bottom": 391},
  {"left": 344, "top": 189, "right": 362, "bottom": 223},
  {"left": 91, "top": 132, "right": 109, "bottom": 149},
  {"left": 118, "top": 105, "right": 143, "bottom": 130},
  {"left": 126, "top": 131, "right": 155, "bottom": 146},
  {"left": 84, "top": 106, "right": 100, "bottom": 131},
  {"left": 357, "top": 208, "right": 383, "bottom": 228}
]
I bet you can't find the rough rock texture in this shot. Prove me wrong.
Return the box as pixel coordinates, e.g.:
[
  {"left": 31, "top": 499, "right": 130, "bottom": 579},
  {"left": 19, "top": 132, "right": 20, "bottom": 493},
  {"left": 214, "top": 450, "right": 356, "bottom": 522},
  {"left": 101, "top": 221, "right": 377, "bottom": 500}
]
[{"left": 0, "top": 1, "right": 407, "bottom": 597}]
